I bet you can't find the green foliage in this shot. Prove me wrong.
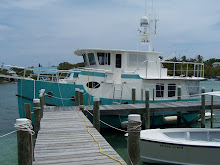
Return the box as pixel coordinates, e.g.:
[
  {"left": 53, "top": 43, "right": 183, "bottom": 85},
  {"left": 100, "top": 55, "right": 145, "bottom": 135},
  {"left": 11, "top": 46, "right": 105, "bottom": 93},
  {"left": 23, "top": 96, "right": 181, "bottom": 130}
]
[
  {"left": 165, "top": 55, "right": 220, "bottom": 78},
  {"left": 58, "top": 62, "right": 84, "bottom": 70}
]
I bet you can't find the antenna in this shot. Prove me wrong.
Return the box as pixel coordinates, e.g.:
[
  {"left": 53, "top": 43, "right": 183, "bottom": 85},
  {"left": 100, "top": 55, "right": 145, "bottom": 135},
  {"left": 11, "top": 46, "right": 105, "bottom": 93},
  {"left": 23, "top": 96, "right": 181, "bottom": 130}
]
[{"left": 138, "top": 0, "right": 158, "bottom": 52}]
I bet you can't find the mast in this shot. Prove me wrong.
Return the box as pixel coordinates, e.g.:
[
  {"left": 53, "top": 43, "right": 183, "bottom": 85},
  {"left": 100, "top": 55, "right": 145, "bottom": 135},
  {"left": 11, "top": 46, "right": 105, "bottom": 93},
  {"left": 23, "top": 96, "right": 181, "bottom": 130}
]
[{"left": 139, "top": 0, "right": 158, "bottom": 52}]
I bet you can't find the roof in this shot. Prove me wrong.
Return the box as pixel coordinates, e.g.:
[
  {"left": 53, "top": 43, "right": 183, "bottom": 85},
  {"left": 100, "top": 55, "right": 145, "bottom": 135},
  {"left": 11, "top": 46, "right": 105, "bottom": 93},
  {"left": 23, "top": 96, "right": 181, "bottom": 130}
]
[
  {"left": 213, "top": 62, "right": 220, "bottom": 65},
  {"left": 33, "top": 67, "right": 58, "bottom": 75},
  {"left": 74, "top": 48, "right": 161, "bottom": 56}
]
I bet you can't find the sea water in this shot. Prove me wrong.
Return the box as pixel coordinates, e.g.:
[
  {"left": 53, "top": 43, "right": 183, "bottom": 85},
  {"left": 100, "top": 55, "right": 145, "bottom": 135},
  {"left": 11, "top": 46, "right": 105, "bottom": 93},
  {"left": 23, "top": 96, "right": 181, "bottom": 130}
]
[
  {"left": 0, "top": 84, "right": 19, "bottom": 165},
  {"left": 0, "top": 80, "right": 220, "bottom": 165}
]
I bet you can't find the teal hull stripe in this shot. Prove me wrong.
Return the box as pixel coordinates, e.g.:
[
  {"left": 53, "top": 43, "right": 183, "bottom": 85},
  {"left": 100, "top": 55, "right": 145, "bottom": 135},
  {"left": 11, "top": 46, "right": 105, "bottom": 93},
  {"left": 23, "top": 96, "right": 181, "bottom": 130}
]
[
  {"left": 121, "top": 74, "right": 142, "bottom": 79},
  {"left": 80, "top": 70, "right": 105, "bottom": 77},
  {"left": 17, "top": 79, "right": 200, "bottom": 127}
]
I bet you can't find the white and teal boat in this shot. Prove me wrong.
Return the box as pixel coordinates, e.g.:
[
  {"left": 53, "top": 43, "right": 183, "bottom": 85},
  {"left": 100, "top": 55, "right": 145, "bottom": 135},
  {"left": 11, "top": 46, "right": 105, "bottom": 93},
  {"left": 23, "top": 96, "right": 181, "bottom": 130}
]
[{"left": 2, "top": 11, "right": 205, "bottom": 127}]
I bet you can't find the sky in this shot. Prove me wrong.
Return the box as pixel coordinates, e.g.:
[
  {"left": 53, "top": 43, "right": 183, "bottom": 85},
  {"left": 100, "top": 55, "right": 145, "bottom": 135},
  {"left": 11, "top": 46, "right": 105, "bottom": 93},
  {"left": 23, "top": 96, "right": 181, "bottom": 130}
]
[{"left": 0, "top": 0, "right": 220, "bottom": 67}]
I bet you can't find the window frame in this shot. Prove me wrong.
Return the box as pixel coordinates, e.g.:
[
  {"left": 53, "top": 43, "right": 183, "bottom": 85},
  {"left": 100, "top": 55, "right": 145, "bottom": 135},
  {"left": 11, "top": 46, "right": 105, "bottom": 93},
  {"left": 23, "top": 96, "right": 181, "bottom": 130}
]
[
  {"left": 168, "top": 84, "right": 176, "bottom": 97},
  {"left": 156, "top": 83, "right": 164, "bottom": 97}
]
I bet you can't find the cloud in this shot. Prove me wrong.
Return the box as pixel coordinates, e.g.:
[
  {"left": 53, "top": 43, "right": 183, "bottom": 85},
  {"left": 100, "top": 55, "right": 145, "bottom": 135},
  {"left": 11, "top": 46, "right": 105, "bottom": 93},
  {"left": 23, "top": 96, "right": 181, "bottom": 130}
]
[{"left": 0, "top": 0, "right": 220, "bottom": 67}]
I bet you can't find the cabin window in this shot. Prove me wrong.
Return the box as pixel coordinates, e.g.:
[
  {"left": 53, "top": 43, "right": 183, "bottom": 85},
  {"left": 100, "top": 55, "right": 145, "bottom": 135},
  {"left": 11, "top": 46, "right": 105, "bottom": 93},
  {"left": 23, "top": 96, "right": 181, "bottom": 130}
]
[
  {"left": 168, "top": 84, "right": 176, "bottom": 97},
  {"left": 116, "top": 54, "right": 121, "bottom": 68},
  {"left": 88, "top": 53, "right": 96, "bottom": 65},
  {"left": 128, "top": 53, "right": 146, "bottom": 67},
  {"left": 156, "top": 83, "right": 164, "bottom": 97},
  {"left": 97, "top": 53, "right": 110, "bottom": 65},
  {"left": 73, "top": 73, "right": 79, "bottom": 78},
  {"left": 82, "top": 54, "right": 88, "bottom": 66}
]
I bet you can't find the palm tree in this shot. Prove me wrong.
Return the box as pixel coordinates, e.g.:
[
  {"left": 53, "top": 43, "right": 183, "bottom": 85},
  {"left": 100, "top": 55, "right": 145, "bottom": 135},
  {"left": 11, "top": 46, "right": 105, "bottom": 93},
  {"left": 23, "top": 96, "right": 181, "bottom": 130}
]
[
  {"left": 196, "top": 54, "right": 203, "bottom": 63},
  {"left": 181, "top": 56, "right": 186, "bottom": 62}
]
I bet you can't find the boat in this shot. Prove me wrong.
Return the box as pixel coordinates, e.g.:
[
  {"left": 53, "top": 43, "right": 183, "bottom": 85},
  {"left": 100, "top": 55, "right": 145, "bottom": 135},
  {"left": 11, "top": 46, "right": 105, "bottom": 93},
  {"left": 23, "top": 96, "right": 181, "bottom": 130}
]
[
  {"left": 1, "top": 1, "right": 205, "bottom": 127},
  {"left": 140, "top": 128, "right": 220, "bottom": 165}
]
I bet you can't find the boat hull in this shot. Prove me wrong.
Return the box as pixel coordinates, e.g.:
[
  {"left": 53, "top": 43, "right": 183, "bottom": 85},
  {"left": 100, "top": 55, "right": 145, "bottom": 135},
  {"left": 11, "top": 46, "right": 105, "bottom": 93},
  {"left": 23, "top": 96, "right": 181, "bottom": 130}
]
[
  {"left": 17, "top": 79, "right": 200, "bottom": 127},
  {"left": 140, "top": 128, "right": 220, "bottom": 165},
  {"left": 141, "top": 140, "right": 220, "bottom": 165}
]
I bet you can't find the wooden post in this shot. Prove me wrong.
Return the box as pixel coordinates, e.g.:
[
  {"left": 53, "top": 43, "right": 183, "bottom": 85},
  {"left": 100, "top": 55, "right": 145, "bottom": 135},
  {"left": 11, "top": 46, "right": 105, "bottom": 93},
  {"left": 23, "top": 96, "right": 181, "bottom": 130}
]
[
  {"left": 79, "top": 90, "right": 84, "bottom": 105},
  {"left": 201, "top": 87, "right": 205, "bottom": 128},
  {"left": 79, "top": 105, "right": 84, "bottom": 111},
  {"left": 25, "top": 103, "right": 31, "bottom": 120},
  {"left": 211, "top": 89, "right": 214, "bottom": 128},
  {"left": 145, "top": 89, "right": 150, "bottom": 129},
  {"left": 33, "top": 99, "right": 40, "bottom": 139},
  {"left": 24, "top": 103, "right": 33, "bottom": 163},
  {"left": 152, "top": 88, "right": 155, "bottom": 103},
  {"left": 132, "top": 87, "right": 136, "bottom": 104},
  {"left": 127, "top": 114, "right": 141, "bottom": 165},
  {"left": 93, "top": 97, "right": 100, "bottom": 132},
  {"left": 16, "top": 118, "right": 32, "bottom": 165},
  {"left": 75, "top": 88, "right": 79, "bottom": 106},
  {"left": 39, "top": 89, "right": 45, "bottom": 119},
  {"left": 141, "top": 89, "right": 143, "bottom": 103},
  {"left": 177, "top": 86, "right": 181, "bottom": 101},
  {"left": 177, "top": 86, "right": 182, "bottom": 126}
]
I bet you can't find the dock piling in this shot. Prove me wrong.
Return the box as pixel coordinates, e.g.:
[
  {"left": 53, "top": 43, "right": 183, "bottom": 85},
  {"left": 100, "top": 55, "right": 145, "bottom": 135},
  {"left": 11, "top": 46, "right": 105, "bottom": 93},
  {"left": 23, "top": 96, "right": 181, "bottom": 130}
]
[
  {"left": 93, "top": 97, "right": 100, "bottom": 132},
  {"left": 201, "top": 87, "right": 206, "bottom": 128},
  {"left": 132, "top": 87, "right": 136, "bottom": 104},
  {"left": 39, "top": 89, "right": 45, "bottom": 119},
  {"left": 145, "top": 89, "right": 150, "bottom": 129},
  {"left": 127, "top": 114, "right": 141, "bottom": 165},
  {"left": 75, "top": 88, "right": 80, "bottom": 106},
  {"left": 16, "top": 118, "right": 32, "bottom": 165},
  {"left": 24, "top": 103, "right": 33, "bottom": 163},
  {"left": 79, "top": 89, "right": 84, "bottom": 105},
  {"left": 33, "top": 99, "right": 40, "bottom": 139}
]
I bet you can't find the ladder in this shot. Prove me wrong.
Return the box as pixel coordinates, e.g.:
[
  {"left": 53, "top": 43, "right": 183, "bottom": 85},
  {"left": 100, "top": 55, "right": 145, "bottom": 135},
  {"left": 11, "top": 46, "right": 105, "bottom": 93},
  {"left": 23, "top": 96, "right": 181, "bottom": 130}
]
[{"left": 112, "top": 84, "right": 124, "bottom": 104}]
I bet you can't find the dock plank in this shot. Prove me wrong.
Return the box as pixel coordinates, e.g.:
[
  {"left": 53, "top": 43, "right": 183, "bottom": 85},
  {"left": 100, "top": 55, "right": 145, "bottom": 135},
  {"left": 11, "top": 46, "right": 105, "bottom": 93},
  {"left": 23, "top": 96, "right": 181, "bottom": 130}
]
[{"left": 33, "top": 110, "right": 126, "bottom": 165}]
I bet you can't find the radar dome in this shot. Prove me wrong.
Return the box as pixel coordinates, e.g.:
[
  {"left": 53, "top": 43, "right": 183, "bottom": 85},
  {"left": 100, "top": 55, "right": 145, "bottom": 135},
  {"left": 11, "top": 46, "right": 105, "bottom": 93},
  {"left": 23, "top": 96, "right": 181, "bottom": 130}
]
[{"left": 140, "top": 16, "right": 149, "bottom": 27}]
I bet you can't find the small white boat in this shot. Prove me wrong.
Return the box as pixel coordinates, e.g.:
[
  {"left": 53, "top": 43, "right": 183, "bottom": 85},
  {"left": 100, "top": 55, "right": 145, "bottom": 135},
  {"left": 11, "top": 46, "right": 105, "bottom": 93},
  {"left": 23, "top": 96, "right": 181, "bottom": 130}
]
[{"left": 140, "top": 128, "right": 220, "bottom": 165}]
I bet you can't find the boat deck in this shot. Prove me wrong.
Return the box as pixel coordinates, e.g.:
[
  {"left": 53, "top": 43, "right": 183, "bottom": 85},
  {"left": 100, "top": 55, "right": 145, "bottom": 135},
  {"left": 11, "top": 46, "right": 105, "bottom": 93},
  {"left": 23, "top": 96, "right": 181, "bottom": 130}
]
[{"left": 33, "top": 106, "right": 126, "bottom": 165}]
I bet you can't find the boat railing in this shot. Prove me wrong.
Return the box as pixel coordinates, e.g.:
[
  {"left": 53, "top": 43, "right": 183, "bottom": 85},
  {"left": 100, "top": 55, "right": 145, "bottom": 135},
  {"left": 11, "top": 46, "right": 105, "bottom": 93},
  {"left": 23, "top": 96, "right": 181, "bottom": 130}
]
[
  {"left": 133, "top": 60, "right": 204, "bottom": 78},
  {"left": 161, "top": 61, "right": 204, "bottom": 78}
]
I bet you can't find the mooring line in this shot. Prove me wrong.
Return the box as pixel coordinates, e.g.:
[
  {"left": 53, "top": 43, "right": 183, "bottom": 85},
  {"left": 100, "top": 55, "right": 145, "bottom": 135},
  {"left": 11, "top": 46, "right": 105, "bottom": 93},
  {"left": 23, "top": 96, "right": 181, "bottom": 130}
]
[{"left": 76, "top": 110, "right": 124, "bottom": 165}]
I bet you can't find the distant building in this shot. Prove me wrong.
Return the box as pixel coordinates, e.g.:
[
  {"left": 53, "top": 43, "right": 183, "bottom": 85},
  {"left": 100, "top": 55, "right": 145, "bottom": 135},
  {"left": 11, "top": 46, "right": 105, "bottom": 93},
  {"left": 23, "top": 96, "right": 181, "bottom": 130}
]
[{"left": 213, "top": 62, "right": 220, "bottom": 67}]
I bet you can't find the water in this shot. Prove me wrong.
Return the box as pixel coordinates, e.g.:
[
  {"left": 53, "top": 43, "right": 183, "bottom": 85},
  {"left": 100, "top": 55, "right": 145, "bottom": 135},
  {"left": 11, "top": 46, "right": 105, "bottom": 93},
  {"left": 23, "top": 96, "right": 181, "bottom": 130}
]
[
  {"left": 0, "top": 83, "right": 19, "bottom": 165},
  {"left": 0, "top": 80, "right": 220, "bottom": 165}
]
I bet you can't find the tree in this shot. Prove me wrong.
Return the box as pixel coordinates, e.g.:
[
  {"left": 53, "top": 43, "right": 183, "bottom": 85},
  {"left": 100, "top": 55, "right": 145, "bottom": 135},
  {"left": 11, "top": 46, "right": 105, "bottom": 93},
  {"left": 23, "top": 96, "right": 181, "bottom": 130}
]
[
  {"left": 196, "top": 54, "right": 203, "bottom": 63},
  {"left": 181, "top": 56, "right": 186, "bottom": 62}
]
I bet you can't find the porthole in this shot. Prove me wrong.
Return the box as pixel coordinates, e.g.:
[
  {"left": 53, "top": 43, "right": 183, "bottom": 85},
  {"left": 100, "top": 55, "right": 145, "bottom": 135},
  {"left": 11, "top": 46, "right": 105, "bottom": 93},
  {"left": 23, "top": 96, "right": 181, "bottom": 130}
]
[
  {"left": 86, "top": 81, "right": 100, "bottom": 89},
  {"left": 47, "top": 91, "right": 53, "bottom": 98},
  {"left": 70, "top": 96, "right": 75, "bottom": 103}
]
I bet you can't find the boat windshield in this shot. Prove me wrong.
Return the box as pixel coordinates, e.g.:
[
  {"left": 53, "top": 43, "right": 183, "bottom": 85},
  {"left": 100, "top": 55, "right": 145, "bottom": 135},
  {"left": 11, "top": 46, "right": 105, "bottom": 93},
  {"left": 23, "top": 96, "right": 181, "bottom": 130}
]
[
  {"left": 97, "top": 52, "right": 110, "bottom": 65},
  {"left": 88, "top": 53, "right": 96, "bottom": 65}
]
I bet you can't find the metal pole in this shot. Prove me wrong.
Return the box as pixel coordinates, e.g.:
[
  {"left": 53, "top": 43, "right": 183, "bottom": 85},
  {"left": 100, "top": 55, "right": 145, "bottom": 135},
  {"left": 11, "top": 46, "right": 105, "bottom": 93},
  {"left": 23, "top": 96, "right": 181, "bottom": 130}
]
[
  {"left": 177, "top": 86, "right": 182, "bottom": 126},
  {"left": 211, "top": 89, "right": 214, "bottom": 128},
  {"left": 201, "top": 87, "right": 205, "bottom": 128}
]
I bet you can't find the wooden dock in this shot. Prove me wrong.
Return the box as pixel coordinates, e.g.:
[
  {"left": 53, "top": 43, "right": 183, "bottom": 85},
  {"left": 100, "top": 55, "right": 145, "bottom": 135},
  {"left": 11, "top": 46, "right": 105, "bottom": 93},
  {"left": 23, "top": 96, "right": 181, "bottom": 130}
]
[
  {"left": 33, "top": 106, "right": 126, "bottom": 165},
  {"left": 50, "top": 100, "right": 220, "bottom": 115}
]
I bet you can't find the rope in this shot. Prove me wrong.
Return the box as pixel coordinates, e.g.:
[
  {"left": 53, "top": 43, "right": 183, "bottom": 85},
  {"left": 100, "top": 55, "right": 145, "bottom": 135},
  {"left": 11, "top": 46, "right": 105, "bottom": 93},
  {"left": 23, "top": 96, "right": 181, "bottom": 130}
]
[
  {"left": 14, "top": 119, "right": 34, "bottom": 135},
  {"left": 76, "top": 110, "right": 124, "bottom": 165},
  {"left": 83, "top": 107, "right": 127, "bottom": 133},
  {"left": 0, "top": 130, "right": 17, "bottom": 138},
  {"left": 57, "top": 79, "right": 65, "bottom": 107}
]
